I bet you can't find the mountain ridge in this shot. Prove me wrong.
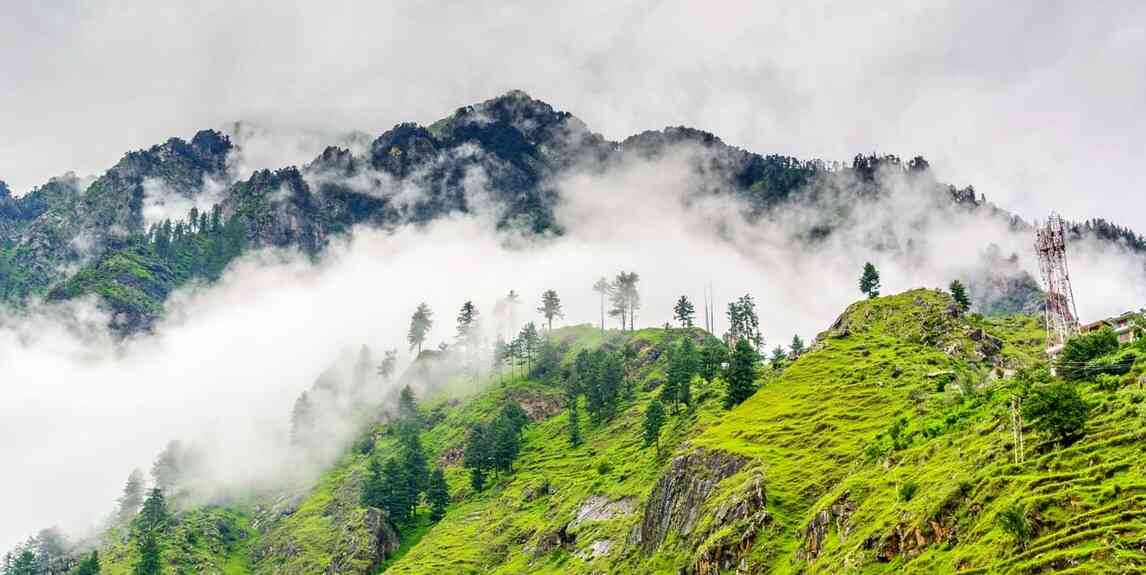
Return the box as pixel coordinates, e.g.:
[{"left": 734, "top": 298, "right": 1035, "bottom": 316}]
[{"left": 1, "top": 90, "right": 1144, "bottom": 331}]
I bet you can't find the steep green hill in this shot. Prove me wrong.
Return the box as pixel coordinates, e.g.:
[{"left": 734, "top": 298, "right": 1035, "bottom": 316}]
[{"left": 71, "top": 289, "right": 1146, "bottom": 574}]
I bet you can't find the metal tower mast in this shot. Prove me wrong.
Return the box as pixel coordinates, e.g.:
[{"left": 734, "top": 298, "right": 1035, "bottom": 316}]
[{"left": 1034, "top": 213, "right": 1079, "bottom": 351}]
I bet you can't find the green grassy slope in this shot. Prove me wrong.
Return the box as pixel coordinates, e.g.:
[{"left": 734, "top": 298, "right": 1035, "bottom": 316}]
[{"left": 90, "top": 290, "right": 1146, "bottom": 574}]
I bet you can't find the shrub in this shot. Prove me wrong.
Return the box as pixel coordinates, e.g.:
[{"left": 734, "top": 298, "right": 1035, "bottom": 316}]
[
  {"left": 596, "top": 460, "right": 613, "bottom": 476},
  {"left": 996, "top": 503, "right": 1032, "bottom": 549},
  {"left": 1023, "top": 382, "right": 1089, "bottom": 446},
  {"left": 1094, "top": 373, "right": 1122, "bottom": 392},
  {"left": 1058, "top": 328, "right": 1119, "bottom": 380},
  {"left": 899, "top": 481, "right": 919, "bottom": 502}
]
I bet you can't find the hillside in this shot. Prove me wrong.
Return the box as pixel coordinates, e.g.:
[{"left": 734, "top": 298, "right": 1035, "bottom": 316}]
[
  {"left": 5, "top": 91, "right": 1145, "bottom": 332},
  {"left": 32, "top": 289, "right": 1143, "bottom": 574}
]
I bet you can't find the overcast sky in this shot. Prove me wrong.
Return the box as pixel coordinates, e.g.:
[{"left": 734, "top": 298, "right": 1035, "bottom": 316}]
[{"left": 1, "top": 1, "right": 1143, "bottom": 230}]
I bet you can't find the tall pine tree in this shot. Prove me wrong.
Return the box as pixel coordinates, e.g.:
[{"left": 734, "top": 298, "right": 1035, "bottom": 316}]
[
  {"left": 407, "top": 303, "right": 433, "bottom": 354},
  {"left": 724, "top": 339, "right": 759, "bottom": 409},
  {"left": 427, "top": 467, "right": 450, "bottom": 522}
]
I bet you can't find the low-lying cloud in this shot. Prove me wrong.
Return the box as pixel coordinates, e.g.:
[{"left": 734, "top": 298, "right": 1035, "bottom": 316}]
[{"left": 2, "top": 145, "right": 1144, "bottom": 551}]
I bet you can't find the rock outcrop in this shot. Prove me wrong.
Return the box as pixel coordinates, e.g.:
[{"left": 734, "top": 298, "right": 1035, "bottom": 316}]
[{"left": 637, "top": 448, "right": 748, "bottom": 553}]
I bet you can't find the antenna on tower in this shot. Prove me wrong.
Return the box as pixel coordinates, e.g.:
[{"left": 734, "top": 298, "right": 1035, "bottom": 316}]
[{"left": 1034, "top": 213, "right": 1080, "bottom": 353}]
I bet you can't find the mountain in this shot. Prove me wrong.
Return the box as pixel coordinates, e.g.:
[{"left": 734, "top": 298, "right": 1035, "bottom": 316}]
[
  {"left": 4, "top": 90, "right": 1144, "bottom": 332},
  {"left": 14, "top": 289, "right": 1143, "bottom": 573}
]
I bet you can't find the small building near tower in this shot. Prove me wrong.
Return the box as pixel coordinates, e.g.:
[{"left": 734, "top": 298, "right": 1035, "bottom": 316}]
[{"left": 1079, "top": 310, "right": 1142, "bottom": 344}]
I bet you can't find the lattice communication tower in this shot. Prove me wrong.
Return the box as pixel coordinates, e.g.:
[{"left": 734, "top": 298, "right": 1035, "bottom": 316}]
[{"left": 1034, "top": 213, "right": 1079, "bottom": 350}]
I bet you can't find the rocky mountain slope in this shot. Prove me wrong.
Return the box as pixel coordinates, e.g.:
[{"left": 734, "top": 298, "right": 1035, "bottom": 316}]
[
  {"left": 4, "top": 91, "right": 1144, "bottom": 331},
  {"left": 23, "top": 289, "right": 1142, "bottom": 574}
]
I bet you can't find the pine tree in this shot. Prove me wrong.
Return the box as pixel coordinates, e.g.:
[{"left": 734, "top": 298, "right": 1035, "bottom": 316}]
[
  {"left": 676, "top": 338, "right": 697, "bottom": 408},
  {"left": 361, "top": 455, "right": 386, "bottom": 509},
  {"left": 949, "top": 279, "right": 971, "bottom": 312},
  {"left": 607, "top": 272, "right": 641, "bottom": 331},
  {"left": 74, "top": 551, "right": 100, "bottom": 575},
  {"left": 427, "top": 468, "right": 450, "bottom": 522},
  {"left": 643, "top": 400, "right": 666, "bottom": 454},
  {"left": 517, "top": 323, "right": 541, "bottom": 375},
  {"left": 490, "top": 414, "right": 520, "bottom": 474},
  {"left": 151, "top": 440, "right": 183, "bottom": 496},
  {"left": 726, "top": 294, "right": 762, "bottom": 350},
  {"left": 399, "top": 430, "right": 428, "bottom": 518},
  {"left": 859, "top": 262, "right": 881, "bottom": 299},
  {"left": 5, "top": 547, "right": 37, "bottom": 575},
  {"left": 407, "top": 303, "right": 433, "bottom": 354},
  {"left": 136, "top": 488, "right": 169, "bottom": 533},
  {"left": 673, "top": 295, "right": 695, "bottom": 328},
  {"left": 117, "top": 469, "right": 145, "bottom": 523},
  {"left": 769, "top": 345, "right": 787, "bottom": 369},
  {"left": 463, "top": 423, "right": 491, "bottom": 491},
  {"left": 600, "top": 352, "right": 625, "bottom": 420},
  {"left": 699, "top": 340, "right": 728, "bottom": 382},
  {"left": 376, "top": 349, "right": 398, "bottom": 382},
  {"left": 537, "top": 290, "right": 563, "bottom": 333},
  {"left": 398, "top": 385, "right": 420, "bottom": 429},
  {"left": 381, "top": 457, "right": 409, "bottom": 521},
  {"left": 133, "top": 533, "right": 161, "bottom": 575},
  {"left": 790, "top": 334, "right": 805, "bottom": 357},
  {"left": 567, "top": 398, "right": 582, "bottom": 447},
  {"left": 724, "top": 339, "right": 759, "bottom": 409},
  {"left": 456, "top": 300, "right": 480, "bottom": 344},
  {"left": 592, "top": 277, "right": 609, "bottom": 333},
  {"left": 500, "top": 402, "right": 529, "bottom": 438}
]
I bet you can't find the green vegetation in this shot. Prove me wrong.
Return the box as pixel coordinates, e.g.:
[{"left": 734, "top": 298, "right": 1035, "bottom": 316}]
[
  {"left": 949, "top": 279, "right": 971, "bottom": 312},
  {"left": 12, "top": 288, "right": 1146, "bottom": 574},
  {"left": 860, "top": 261, "right": 881, "bottom": 298}
]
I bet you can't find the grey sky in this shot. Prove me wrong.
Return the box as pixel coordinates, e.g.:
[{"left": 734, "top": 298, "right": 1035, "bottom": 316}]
[{"left": 2, "top": 1, "right": 1144, "bottom": 229}]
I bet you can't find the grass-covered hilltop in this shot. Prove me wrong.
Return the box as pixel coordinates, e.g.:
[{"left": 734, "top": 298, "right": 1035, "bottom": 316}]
[{"left": 10, "top": 286, "right": 1144, "bottom": 574}]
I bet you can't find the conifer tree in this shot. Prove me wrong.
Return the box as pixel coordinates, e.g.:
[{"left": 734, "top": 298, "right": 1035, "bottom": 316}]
[
  {"left": 790, "top": 334, "right": 805, "bottom": 357},
  {"left": 949, "top": 279, "right": 971, "bottom": 312},
  {"left": 643, "top": 400, "right": 666, "bottom": 454},
  {"left": 724, "top": 339, "right": 759, "bottom": 409},
  {"left": 567, "top": 398, "right": 582, "bottom": 447},
  {"left": 117, "top": 469, "right": 145, "bottom": 523},
  {"left": 699, "top": 340, "right": 728, "bottom": 382},
  {"left": 136, "top": 488, "right": 169, "bottom": 533},
  {"left": 463, "top": 423, "right": 491, "bottom": 491},
  {"left": 516, "top": 322, "right": 541, "bottom": 375},
  {"left": 151, "top": 441, "right": 184, "bottom": 496},
  {"left": 491, "top": 414, "right": 520, "bottom": 474},
  {"left": 376, "top": 349, "right": 398, "bottom": 382},
  {"left": 398, "top": 385, "right": 420, "bottom": 428},
  {"left": 769, "top": 346, "right": 787, "bottom": 369},
  {"left": 407, "top": 303, "right": 433, "bottom": 354},
  {"left": 592, "top": 277, "right": 609, "bottom": 333},
  {"left": 381, "top": 457, "right": 410, "bottom": 521},
  {"left": 133, "top": 533, "right": 161, "bottom": 575},
  {"left": 361, "top": 455, "right": 386, "bottom": 509},
  {"left": 537, "top": 290, "right": 563, "bottom": 333},
  {"left": 456, "top": 301, "right": 480, "bottom": 345},
  {"left": 74, "top": 551, "right": 100, "bottom": 575},
  {"left": 398, "top": 431, "right": 428, "bottom": 518},
  {"left": 859, "top": 262, "right": 881, "bottom": 299},
  {"left": 427, "top": 468, "right": 450, "bottom": 522},
  {"left": 607, "top": 272, "right": 641, "bottom": 331},
  {"left": 673, "top": 295, "right": 695, "bottom": 328},
  {"left": 725, "top": 295, "right": 763, "bottom": 350}
]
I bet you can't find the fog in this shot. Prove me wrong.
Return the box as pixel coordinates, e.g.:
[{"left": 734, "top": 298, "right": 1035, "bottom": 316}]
[
  {"left": 2, "top": 1, "right": 1145, "bottom": 231},
  {"left": 3, "top": 140, "right": 1145, "bottom": 550}
]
